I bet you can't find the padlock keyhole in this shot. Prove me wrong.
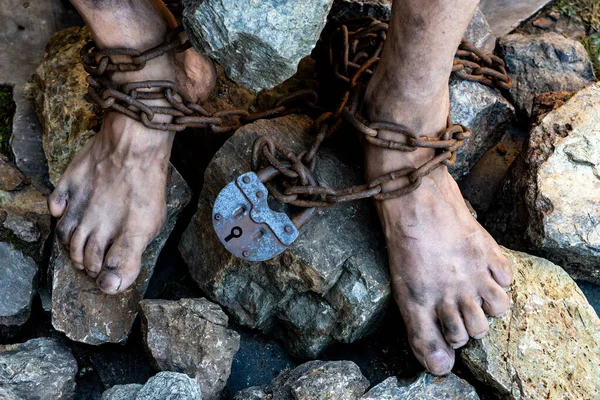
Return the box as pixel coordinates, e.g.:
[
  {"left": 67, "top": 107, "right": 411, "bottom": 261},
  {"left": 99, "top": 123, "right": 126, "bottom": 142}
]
[{"left": 225, "top": 226, "right": 243, "bottom": 242}]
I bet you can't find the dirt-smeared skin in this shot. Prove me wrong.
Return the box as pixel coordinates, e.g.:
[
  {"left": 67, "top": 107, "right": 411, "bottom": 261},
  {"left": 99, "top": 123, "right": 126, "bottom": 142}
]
[
  {"left": 362, "top": 0, "right": 513, "bottom": 375},
  {"left": 50, "top": 0, "right": 215, "bottom": 294}
]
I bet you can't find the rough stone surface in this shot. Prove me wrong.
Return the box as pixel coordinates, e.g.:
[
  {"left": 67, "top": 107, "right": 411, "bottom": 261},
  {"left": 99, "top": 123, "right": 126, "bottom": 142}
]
[
  {"left": 180, "top": 115, "right": 390, "bottom": 358},
  {"left": 461, "top": 248, "right": 600, "bottom": 399},
  {"left": 498, "top": 33, "right": 595, "bottom": 117},
  {"left": 360, "top": 373, "right": 479, "bottom": 399},
  {"left": 103, "top": 372, "right": 203, "bottom": 400},
  {"left": 0, "top": 242, "right": 37, "bottom": 338},
  {"left": 479, "top": 0, "right": 552, "bottom": 37},
  {"left": 27, "top": 26, "right": 100, "bottom": 186},
  {"left": 50, "top": 166, "right": 191, "bottom": 345},
  {"left": 0, "top": 0, "right": 82, "bottom": 177},
  {"left": 183, "top": 0, "right": 334, "bottom": 92},
  {"left": 448, "top": 78, "right": 515, "bottom": 179},
  {"left": 234, "top": 360, "right": 369, "bottom": 400},
  {"left": 0, "top": 338, "right": 78, "bottom": 400},
  {"left": 329, "top": 3, "right": 495, "bottom": 53},
  {"left": 140, "top": 298, "right": 241, "bottom": 400},
  {"left": 487, "top": 82, "right": 600, "bottom": 283},
  {"left": 0, "top": 154, "right": 51, "bottom": 262}
]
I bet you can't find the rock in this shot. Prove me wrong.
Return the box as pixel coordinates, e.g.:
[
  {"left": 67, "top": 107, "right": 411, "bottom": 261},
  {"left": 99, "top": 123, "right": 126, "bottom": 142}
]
[
  {"left": 498, "top": 33, "right": 595, "bottom": 117},
  {"left": 532, "top": 17, "right": 554, "bottom": 29},
  {"left": 101, "top": 384, "right": 143, "bottom": 400},
  {"left": 486, "top": 82, "right": 600, "bottom": 283},
  {"left": 140, "top": 298, "right": 240, "bottom": 400},
  {"left": 0, "top": 155, "right": 51, "bottom": 262},
  {"left": 183, "top": 0, "right": 334, "bottom": 92},
  {"left": 50, "top": 166, "right": 191, "bottom": 345},
  {"left": 360, "top": 373, "right": 479, "bottom": 399},
  {"left": 1, "top": 0, "right": 82, "bottom": 178},
  {"left": 103, "top": 372, "right": 203, "bottom": 400},
  {"left": 0, "top": 242, "right": 38, "bottom": 338},
  {"left": 530, "top": 91, "right": 574, "bottom": 125},
  {"left": 0, "top": 338, "right": 78, "bottom": 400},
  {"left": 479, "top": 0, "right": 552, "bottom": 37},
  {"left": 329, "top": 4, "right": 495, "bottom": 53},
  {"left": 179, "top": 114, "right": 390, "bottom": 358},
  {"left": 27, "top": 26, "right": 100, "bottom": 186},
  {"left": 234, "top": 360, "right": 369, "bottom": 400},
  {"left": 328, "top": 0, "right": 392, "bottom": 21},
  {"left": 448, "top": 78, "right": 515, "bottom": 179},
  {"left": 461, "top": 248, "right": 600, "bottom": 399}
]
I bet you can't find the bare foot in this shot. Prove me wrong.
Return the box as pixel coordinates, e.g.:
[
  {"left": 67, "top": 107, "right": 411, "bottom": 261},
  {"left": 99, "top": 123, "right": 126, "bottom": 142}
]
[
  {"left": 363, "top": 85, "right": 513, "bottom": 375},
  {"left": 49, "top": 3, "right": 215, "bottom": 294}
]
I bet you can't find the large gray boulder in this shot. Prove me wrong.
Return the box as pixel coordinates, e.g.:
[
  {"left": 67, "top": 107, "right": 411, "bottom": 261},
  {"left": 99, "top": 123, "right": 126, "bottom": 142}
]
[
  {"left": 498, "top": 33, "right": 595, "bottom": 117},
  {"left": 360, "top": 373, "right": 479, "bottom": 399},
  {"left": 487, "top": 82, "right": 600, "bottom": 283},
  {"left": 0, "top": 338, "right": 78, "bottom": 400},
  {"left": 102, "top": 372, "right": 203, "bottom": 400},
  {"left": 0, "top": 242, "right": 37, "bottom": 338},
  {"left": 180, "top": 114, "right": 390, "bottom": 358},
  {"left": 51, "top": 166, "right": 192, "bottom": 345},
  {"left": 461, "top": 248, "right": 600, "bottom": 400},
  {"left": 184, "top": 0, "right": 334, "bottom": 92},
  {"left": 140, "top": 298, "right": 240, "bottom": 400},
  {"left": 234, "top": 360, "right": 369, "bottom": 400}
]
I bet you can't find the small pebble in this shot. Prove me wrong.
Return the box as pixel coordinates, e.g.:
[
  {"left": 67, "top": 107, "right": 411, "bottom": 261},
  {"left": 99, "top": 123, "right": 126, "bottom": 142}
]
[
  {"left": 548, "top": 11, "right": 560, "bottom": 21},
  {"left": 532, "top": 17, "right": 554, "bottom": 30}
]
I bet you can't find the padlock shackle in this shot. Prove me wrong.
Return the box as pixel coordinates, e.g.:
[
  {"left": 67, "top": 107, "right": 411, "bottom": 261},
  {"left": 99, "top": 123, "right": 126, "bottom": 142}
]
[{"left": 255, "top": 165, "right": 318, "bottom": 228}]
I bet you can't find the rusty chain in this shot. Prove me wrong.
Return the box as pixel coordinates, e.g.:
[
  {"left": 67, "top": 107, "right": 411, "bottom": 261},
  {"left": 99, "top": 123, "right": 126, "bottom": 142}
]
[{"left": 81, "top": 17, "right": 512, "bottom": 209}]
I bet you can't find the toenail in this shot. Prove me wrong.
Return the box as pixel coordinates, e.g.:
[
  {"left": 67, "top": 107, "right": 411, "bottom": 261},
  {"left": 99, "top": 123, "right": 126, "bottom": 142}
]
[
  {"left": 97, "top": 271, "right": 122, "bottom": 294},
  {"left": 472, "top": 331, "right": 488, "bottom": 340},
  {"left": 424, "top": 350, "right": 452, "bottom": 375},
  {"left": 73, "top": 262, "right": 85, "bottom": 270},
  {"left": 450, "top": 340, "right": 469, "bottom": 349}
]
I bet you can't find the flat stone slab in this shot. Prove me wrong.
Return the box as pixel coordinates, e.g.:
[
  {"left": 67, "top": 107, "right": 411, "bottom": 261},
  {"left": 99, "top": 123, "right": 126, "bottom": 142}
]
[
  {"left": 361, "top": 373, "right": 479, "bottom": 399},
  {"left": 479, "top": 0, "right": 552, "bottom": 37}
]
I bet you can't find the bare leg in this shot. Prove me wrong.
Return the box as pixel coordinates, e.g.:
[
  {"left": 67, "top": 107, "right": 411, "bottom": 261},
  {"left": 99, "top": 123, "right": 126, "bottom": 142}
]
[
  {"left": 363, "top": 0, "right": 513, "bottom": 375},
  {"left": 49, "top": 0, "right": 216, "bottom": 294}
]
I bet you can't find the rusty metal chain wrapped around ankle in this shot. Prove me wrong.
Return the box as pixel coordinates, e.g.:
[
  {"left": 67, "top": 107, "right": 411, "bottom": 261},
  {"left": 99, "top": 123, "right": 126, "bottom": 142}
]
[{"left": 80, "top": 18, "right": 511, "bottom": 208}]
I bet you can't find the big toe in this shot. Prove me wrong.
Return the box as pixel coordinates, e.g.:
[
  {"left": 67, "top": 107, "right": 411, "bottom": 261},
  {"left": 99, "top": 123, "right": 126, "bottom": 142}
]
[
  {"left": 97, "top": 236, "right": 145, "bottom": 295},
  {"left": 403, "top": 306, "right": 455, "bottom": 376}
]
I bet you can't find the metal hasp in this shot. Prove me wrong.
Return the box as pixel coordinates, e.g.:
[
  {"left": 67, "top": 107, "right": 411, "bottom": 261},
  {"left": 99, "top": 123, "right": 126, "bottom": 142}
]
[{"left": 213, "top": 171, "right": 300, "bottom": 261}]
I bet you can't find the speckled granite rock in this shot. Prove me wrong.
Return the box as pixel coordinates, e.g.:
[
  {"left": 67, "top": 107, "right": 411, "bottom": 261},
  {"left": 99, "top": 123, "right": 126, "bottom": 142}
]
[
  {"left": 50, "top": 166, "right": 191, "bottom": 345},
  {"left": 27, "top": 26, "right": 99, "bottom": 186},
  {"left": 0, "top": 338, "right": 78, "bottom": 400},
  {"left": 179, "top": 115, "right": 390, "bottom": 358},
  {"left": 498, "top": 33, "right": 595, "bottom": 117},
  {"left": 461, "top": 248, "right": 600, "bottom": 399},
  {"left": 0, "top": 242, "right": 38, "bottom": 339},
  {"left": 449, "top": 79, "right": 515, "bottom": 179},
  {"left": 361, "top": 373, "right": 479, "bottom": 399},
  {"left": 102, "top": 372, "right": 203, "bottom": 400},
  {"left": 234, "top": 360, "right": 369, "bottom": 400},
  {"left": 140, "top": 298, "right": 240, "bottom": 400},
  {"left": 487, "top": 82, "right": 600, "bottom": 283},
  {"left": 0, "top": 155, "right": 51, "bottom": 262},
  {"left": 183, "top": 0, "right": 333, "bottom": 92}
]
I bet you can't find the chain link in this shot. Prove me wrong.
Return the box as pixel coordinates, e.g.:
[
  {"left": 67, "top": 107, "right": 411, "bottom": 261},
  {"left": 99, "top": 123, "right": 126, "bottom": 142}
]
[{"left": 81, "top": 17, "right": 512, "bottom": 211}]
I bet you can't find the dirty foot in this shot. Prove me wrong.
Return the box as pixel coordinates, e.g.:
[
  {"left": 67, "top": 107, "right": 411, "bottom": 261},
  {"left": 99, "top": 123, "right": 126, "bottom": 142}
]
[
  {"left": 363, "top": 85, "right": 513, "bottom": 375},
  {"left": 48, "top": 5, "right": 215, "bottom": 294}
]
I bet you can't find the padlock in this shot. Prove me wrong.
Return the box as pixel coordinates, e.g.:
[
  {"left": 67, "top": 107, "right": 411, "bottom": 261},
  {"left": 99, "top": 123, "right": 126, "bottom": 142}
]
[{"left": 212, "top": 167, "right": 316, "bottom": 262}]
